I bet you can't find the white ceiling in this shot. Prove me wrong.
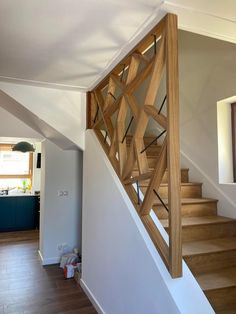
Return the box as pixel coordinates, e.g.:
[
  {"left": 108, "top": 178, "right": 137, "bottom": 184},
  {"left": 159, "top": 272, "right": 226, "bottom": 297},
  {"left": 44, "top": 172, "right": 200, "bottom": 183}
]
[{"left": 0, "top": 0, "right": 235, "bottom": 91}]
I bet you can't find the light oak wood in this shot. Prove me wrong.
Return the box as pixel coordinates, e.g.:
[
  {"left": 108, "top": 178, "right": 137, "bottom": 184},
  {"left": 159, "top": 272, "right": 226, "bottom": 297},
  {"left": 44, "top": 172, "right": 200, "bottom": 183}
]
[
  {"left": 132, "top": 51, "right": 150, "bottom": 65},
  {"left": 116, "top": 55, "right": 140, "bottom": 175},
  {"left": 122, "top": 36, "right": 165, "bottom": 180},
  {"left": 133, "top": 168, "right": 189, "bottom": 185},
  {"left": 142, "top": 215, "right": 169, "bottom": 268},
  {"left": 104, "top": 76, "right": 117, "bottom": 111},
  {"left": 89, "top": 13, "right": 183, "bottom": 279},
  {"left": 166, "top": 13, "right": 182, "bottom": 278},
  {"left": 93, "top": 17, "right": 165, "bottom": 91},
  {"left": 206, "top": 287, "right": 236, "bottom": 312},
  {"left": 143, "top": 105, "right": 167, "bottom": 129},
  {"left": 124, "top": 93, "right": 139, "bottom": 120},
  {"left": 141, "top": 182, "right": 202, "bottom": 199},
  {"left": 162, "top": 215, "right": 236, "bottom": 242},
  {"left": 154, "top": 198, "right": 218, "bottom": 219},
  {"left": 183, "top": 237, "right": 236, "bottom": 280},
  {"left": 0, "top": 143, "right": 13, "bottom": 151},
  {"left": 140, "top": 139, "right": 167, "bottom": 215},
  {"left": 197, "top": 266, "right": 236, "bottom": 291},
  {"left": 124, "top": 171, "right": 153, "bottom": 185},
  {"left": 94, "top": 90, "right": 114, "bottom": 139},
  {"left": 134, "top": 137, "right": 149, "bottom": 175},
  {"left": 108, "top": 128, "right": 117, "bottom": 159},
  {"left": 126, "top": 57, "right": 154, "bottom": 94}
]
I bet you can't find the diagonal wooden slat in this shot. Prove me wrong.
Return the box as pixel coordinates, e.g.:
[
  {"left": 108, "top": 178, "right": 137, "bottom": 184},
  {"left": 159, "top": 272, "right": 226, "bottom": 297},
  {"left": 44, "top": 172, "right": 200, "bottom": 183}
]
[
  {"left": 133, "top": 51, "right": 150, "bottom": 65},
  {"left": 123, "top": 171, "right": 153, "bottom": 185},
  {"left": 122, "top": 35, "right": 166, "bottom": 180},
  {"left": 126, "top": 57, "right": 154, "bottom": 94},
  {"left": 110, "top": 74, "right": 126, "bottom": 92},
  {"left": 93, "top": 94, "right": 122, "bottom": 130},
  {"left": 109, "top": 128, "right": 117, "bottom": 159},
  {"left": 141, "top": 214, "right": 169, "bottom": 268},
  {"left": 116, "top": 97, "right": 128, "bottom": 173},
  {"left": 94, "top": 91, "right": 114, "bottom": 139},
  {"left": 144, "top": 37, "right": 166, "bottom": 107},
  {"left": 124, "top": 93, "right": 139, "bottom": 120},
  {"left": 103, "top": 77, "right": 116, "bottom": 111},
  {"left": 89, "top": 92, "right": 98, "bottom": 127},
  {"left": 144, "top": 105, "right": 167, "bottom": 129},
  {"left": 93, "top": 17, "right": 165, "bottom": 92},
  {"left": 139, "top": 138, "right": 167, "bottom": 215},
  {"left": 89, "top": 14, "right": 182, "bottom": 279},
  {"left": 116, "top": 55, "right": 141, "bottom": 175},
  {"left": 134, "top": 137, "right": 149, "bottom": 174}
]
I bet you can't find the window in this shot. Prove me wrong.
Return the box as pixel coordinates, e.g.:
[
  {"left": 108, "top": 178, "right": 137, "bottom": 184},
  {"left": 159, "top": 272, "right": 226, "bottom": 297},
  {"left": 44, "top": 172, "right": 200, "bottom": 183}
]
[
  {"left": 0, "top": 144, "right": 33, "bottom": 189},
  {"left": 217, "top": 97, "right": 236, "bottom": 184},
  {"left": 231, "top": 103, "right": 236, "bottom": 182}
]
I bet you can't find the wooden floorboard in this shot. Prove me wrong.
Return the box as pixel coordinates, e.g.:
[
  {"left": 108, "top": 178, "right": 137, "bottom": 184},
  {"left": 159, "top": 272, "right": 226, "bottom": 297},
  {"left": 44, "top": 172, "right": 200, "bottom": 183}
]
[{"left": 0, "top": 230, "right": 97, "bottom": 314}]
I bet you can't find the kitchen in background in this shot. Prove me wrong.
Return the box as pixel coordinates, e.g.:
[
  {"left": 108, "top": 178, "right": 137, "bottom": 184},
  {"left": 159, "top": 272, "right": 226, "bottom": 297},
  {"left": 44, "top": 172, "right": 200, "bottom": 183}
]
[{"left": 0, "top": 138, "right": 41, "bottom": 232}]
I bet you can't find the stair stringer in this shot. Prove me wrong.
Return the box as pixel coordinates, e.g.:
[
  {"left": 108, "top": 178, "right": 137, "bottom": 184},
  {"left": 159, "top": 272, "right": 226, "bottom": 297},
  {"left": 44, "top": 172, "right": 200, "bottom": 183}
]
[{"left": 82, "top": 130, "right": 214, "bottom": 314}]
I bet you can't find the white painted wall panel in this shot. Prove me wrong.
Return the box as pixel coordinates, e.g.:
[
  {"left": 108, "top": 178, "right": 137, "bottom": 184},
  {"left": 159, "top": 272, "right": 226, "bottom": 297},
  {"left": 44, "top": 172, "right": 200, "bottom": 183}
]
[
  {"left": 39, "top": 140, "right": 83, "bottom": 264},
  {"left": 82, "top": 130, "right": 214, "bottom": 314}
]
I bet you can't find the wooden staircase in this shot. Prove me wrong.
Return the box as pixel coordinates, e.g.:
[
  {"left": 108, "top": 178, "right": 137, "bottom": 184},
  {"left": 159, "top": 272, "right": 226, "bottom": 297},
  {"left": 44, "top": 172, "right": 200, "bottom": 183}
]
[
  {"left": 138, "top": 137, "right": 236, "bottom": 314},
  {"left": 87, "top": 12, "right": 236, "bottom": 311}
]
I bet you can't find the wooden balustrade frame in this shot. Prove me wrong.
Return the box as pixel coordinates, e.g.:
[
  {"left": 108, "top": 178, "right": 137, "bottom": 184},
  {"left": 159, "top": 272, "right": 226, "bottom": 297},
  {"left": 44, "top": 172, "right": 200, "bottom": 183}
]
[{"left": 87, "top": 13, "right": 182, "bottom": 278}]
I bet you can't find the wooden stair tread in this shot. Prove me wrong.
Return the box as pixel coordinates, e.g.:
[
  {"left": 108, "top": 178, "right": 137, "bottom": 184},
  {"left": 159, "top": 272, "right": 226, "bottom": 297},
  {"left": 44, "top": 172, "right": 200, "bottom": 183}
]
[
  {"left": 218, "top": 308, "right": 236, "bottom": 314},
  {"left": 196, "top": 266, "right": 236, "bottom": 291},
  {"left": 160, "top": 215, "right": 235, "bottom": 228},
  {"left": 141, "top": 182, "right": 202, "bottom": 187},
  {"left": 183, "top": 237, "right": 236, "bottom": 256},
  {"left": 132, "top": 167, "right": 189, "bottom": 171},
  {"left": 160, "top": 182, "right": 202, "bottom": 187},
  {"left": 154, "top": 198, "right": 217, "bottom": 205}
]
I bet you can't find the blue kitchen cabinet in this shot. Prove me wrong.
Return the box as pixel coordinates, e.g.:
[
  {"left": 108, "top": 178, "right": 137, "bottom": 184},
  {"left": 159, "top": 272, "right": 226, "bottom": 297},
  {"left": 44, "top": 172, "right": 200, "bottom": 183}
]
[
  {"left": 0, "top": 196, "right": 38, "bottom": 231},
  {"left": 15, "top": 197, "right": 37, "bottom": 230},
  {"left": 0, "top": 197, "right": 15, "bottom": 230}
]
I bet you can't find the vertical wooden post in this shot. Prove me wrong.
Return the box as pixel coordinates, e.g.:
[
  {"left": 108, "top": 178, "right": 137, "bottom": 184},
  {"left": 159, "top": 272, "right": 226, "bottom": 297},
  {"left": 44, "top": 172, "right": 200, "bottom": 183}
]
[
  {"left": 166, "top": 14, "right": 182, "bottom": 278},
  {"left": 86, "top": 92, "right": 92, "bottom": 129}
]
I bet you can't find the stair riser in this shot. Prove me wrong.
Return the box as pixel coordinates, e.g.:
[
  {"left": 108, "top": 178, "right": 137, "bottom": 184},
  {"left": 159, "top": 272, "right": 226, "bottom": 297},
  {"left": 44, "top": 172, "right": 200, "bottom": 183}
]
[
  {"left": 167, "top": 222, "right": 236, "bottom": 242},
  {"left": 126, "top": 137, "right": 159, "bottom": 147},
  {"left": 126, "top": 147, "right": 160, "bottom": 157},
  {"left": 153, "top": 202, "right": 217, "bottom": 219},
  {"left": 161, "top": 170, "right": 189, "bottom": 184},
  {"left": 205, "top": 287, "right": 236, "bottom": 312},
  {"left": 184, "top": 250, "right": 236, "bottom": 275},
  {"left": 141, "top": 184, "right": 202, "bottom": 198},
  {"left": 132, "top": 169, "right": 189, "bottom": 184},
  {"left": 133, "top": 158, "right": 158, "bottom": 169}
]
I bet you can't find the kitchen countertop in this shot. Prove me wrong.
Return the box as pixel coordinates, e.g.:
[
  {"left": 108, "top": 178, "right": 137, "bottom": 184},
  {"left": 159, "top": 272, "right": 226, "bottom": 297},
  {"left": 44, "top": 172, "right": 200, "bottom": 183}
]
[{"left": 0, "top": 194, "right": 38, "bottom": 197}]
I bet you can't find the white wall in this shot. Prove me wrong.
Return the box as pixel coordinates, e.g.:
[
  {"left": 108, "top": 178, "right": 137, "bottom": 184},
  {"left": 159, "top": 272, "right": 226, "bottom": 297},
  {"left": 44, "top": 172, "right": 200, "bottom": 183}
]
[
  {"left": 82, "top": 131, "right": 214, "bottom": 314},
  {"left": 179, "top": 30, "right": 236, "bottom": 218},
  {"left": 0, "top": 106, "right": 43, "bottom": 139},
  {"left": 39, "top": 139, "right": 83, "bottom": 264},
  {"left": 0, "top": 82, "right": 86, "bottom": 150}
]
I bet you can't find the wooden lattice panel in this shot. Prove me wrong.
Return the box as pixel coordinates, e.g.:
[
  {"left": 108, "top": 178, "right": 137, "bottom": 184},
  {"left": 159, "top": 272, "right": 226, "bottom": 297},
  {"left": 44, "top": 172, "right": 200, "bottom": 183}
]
[{"left": 87, "top": 14, "right": 182, "bottom": 278}]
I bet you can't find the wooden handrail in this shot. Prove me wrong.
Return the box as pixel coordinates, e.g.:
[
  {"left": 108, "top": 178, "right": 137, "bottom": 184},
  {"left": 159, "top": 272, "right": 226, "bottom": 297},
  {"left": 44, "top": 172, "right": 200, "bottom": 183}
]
[{"left": 87, "top": 13, "right": 182, "bottom": 278}]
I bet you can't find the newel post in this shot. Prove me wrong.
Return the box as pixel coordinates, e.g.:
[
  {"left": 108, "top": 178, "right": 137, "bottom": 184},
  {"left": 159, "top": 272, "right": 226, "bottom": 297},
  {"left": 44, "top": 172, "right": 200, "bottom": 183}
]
[{"left": 166, "top": 13, "right": 182, "bottom": 278}]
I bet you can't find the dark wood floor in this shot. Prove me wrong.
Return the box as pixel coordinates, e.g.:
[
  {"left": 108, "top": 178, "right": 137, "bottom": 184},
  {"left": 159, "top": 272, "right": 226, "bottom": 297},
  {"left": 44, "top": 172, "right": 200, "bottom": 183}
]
[{"left": 0, "top": 230, "right": 97, "bottom": 314}]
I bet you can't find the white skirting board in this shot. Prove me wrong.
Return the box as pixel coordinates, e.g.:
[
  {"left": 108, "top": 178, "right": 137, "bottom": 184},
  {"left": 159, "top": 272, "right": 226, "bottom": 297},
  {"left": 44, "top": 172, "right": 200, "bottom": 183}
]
[
  {"left": 80, "top": 278, "right": 105, "bottom": 314},
  {"left": 38, "top": 250, "right": 60, "bottom": 266}
]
